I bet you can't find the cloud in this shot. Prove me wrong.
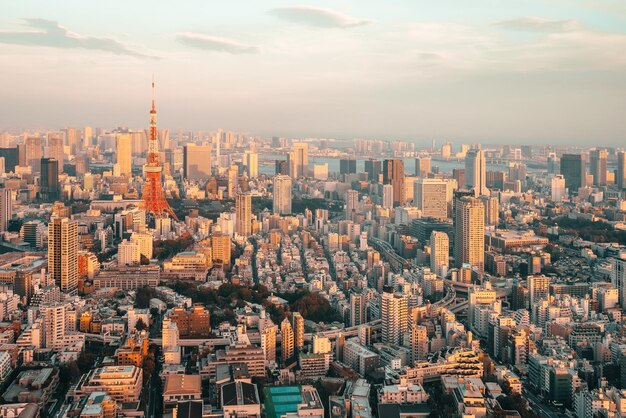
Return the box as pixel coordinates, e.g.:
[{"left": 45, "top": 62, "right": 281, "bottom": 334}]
[
  {"left": 493, "top": 16, "right": 584, "bottom": 33},
  {"left": 269, "top": 6, "right": 374, "bottom": 28},
  {"left": 176, "top": 33, "right": 259, "bottom": 54},
  {"left": 0, "top": 18, "right": 152, "bottom": 58}
]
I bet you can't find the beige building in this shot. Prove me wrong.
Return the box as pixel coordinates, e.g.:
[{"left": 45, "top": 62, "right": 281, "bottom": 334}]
[
  {"left": 77, "top": 366, "right": 143, "bottom": 404},
  {"left": 183, "top": 144, "right": 212, "bottom": 180},
  {"left": 115, "top": 134, "right": 132, "bottom": 177},
  {"left": 48, "top": 217, "right": 78, "bottom": 295},
  {"left": 454, "top": 197, "right": 485, "bottom": 273},
  {"left": 430, "top": 231, "right": 449, "bottom": 278},
  {"left": 163, "top": 374, "right": 202, "bottom": 412},
  {"left": 273, "top": 175, "right": 292, "bottom": 215},
  {"left": 236, "top": 193, "right": 252, "bottom": 237},
  {"left": 281, "top": 318, "right": 294, "bottom": 363},
  {"left": 414, "top": 179, "right": 448, "bottom": 220}
]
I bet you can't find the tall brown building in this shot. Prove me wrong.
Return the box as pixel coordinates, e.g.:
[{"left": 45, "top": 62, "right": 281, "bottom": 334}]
[
  {"left": 383, "top": 159, "right": 405, "bottom": 206},
  {"left": 169, "top": 305, "right": 211, "bottom": 338}
]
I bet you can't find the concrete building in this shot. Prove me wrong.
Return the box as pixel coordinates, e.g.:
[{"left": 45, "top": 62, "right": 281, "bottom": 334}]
[
  {"left": 48, "top": 217, "right": 78, "bottom": 295},
  {"left": 273, "top": 175, "right": 292, "bottom": 215},
  {"left": 454, "top": 197, "right": 485, "bottom": 273}
]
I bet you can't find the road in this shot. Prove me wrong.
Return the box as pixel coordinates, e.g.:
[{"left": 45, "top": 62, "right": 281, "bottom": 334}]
[{"left": 523, "top": 388, "right": 562, "bottom": 418}]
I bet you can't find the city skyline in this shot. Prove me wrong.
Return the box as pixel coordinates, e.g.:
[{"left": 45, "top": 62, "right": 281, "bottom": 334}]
[{"left": 1, "top": 1, "right": 626, "bottom": 145}]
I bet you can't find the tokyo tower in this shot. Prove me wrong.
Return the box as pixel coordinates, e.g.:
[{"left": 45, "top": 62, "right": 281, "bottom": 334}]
[{"left": 142, "top": 79, "right": 178, "bottom": 220}]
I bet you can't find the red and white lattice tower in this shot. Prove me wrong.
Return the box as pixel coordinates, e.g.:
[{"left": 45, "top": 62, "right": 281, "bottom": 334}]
[{"left": 142, "top": 79, "right": 178, "bottom": 220}]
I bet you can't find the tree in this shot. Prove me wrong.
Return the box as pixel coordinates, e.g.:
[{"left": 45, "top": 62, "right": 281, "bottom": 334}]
[
  {"left": 135, "top": 286, "right": 156, "bottom": 309},
  {"left": 135, "top": 318, "right": 148, "bottom": 332},
  {"left": 77, "top": 352, "right": 96, "bottom": 374}
]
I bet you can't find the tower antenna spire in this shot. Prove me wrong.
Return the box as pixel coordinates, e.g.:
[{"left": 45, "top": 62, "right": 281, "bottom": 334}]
[{"left": 151, "top": 75, "right": 155, "bottom": 112}]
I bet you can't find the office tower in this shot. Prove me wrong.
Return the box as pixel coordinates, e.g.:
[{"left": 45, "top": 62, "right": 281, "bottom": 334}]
[
  {"left": 273, "top": 175, "right": 292, "bottom": 215},
  {"left": 83, "top": 126, "right": 93, "bottom": 147},
  {"left": 414, "top": 179, "right": 447, "bottom": 220},
  {"left": 528, "top": 275, "right": 550, "bottom": 309},
  {"left": 415, "top": 157, "right": 431, "bottom": 177},
  {"left": 0, "top": 189, "right": 11, "bottom": 233},
  {"left": 211, "top": 233, "right": 231, "bottom": 268},
  {"left": 289, "top": 142, "right": 308, "bottom": 178},
  {"left": 66, "top": 127, "right": 80, "bottom": 154},
  {"left": 340, "top": 159, "right": 357, "bottom": 174},
  {"left": 40, "top": 158, "right": 59, "bottom": 201},
  {"left": 364, "top": 159, "right": 381, "bottom": 182},
  {"left": 25, "top": 137, "right": 43, "bottom": 172},
  {"left": 441, "top": 143, "right": 451, "bottom": 159},
  {"left": 116, "top": 134, "right": 132, "bottom": 177},
  {"left": 281, "top": 318, "right": 294, "bottom": 363},
  {"left": 183, "top": 144, "right": 212, "bottom": 179},
  {"left": 560, "top": 154, "right": 584, "bottom": 194},
  {"left": 118, "top": 239, "right": 141, "bottom": 266},
  {"left": 292, "top": 312, "right": 304, "bottom": 353},
  {"left": 48, "top": 136, "right": 64, "bottom": 168},
  {"left": 244, "top": 151, "right": 258, "bottom": 178},
  {"left": 486, "top": 171, "right": 506, "bottom": 190},
  {"left": 430, "top": 231, "right": 449, "bottom": 278},
  {"left": 227, "top": 165, "right": 238, "bottom": 198},
  {"left": 143, "top": 80, "right": 177, "bottom": 220},
  {"left": 275, "top": 160, "right": 289, "bottom": 176},
  {"left": 547, "top": 153, "right": 558, "bottom": 174},
  {"left": 48, "top": 217, "right": 78, "bottom": 295},
  {"left": 42, "top": 302, "right": 67, "bottom": 349},
  {"left": 350, "top": 291, "right": 366, "bottom": 327},
  {"left": 453, "top": 169, "right": 465, "bottom": 188},
  {"left": 381, "top": 286, "right": 408, "bottom": 345},
  {"left": 383, "top": 159, "right": 405, "bottom": 205},
  {"left": 454, "top": 196, "right": 485, "bottom": 273},
  {"left": 551, "top": 175, "right": 566, "bottom": 202},
  {"left": 382, "top": 184, "right": 394, "bottom": 209},
  {"left": 0, "top": 147, "right": 18, "bottom": 172},
  {"left": 465, "top": 149, "right": 489, "bottom": 197},
  {"left": 590, "top": 149, "right": 608, "bottom": 186},
  {"left": 618, "top": 152, "right": 626, "bottom": 190},
  {"left": 480, "top": 195, "right": 499, "bottom": 226},
  {"left": 345, "top": 190, "right": 359, "bottom": 220},
  {"left": 14, "top": 271, "right": 33, "bottom": 303},
  {"left": 235, "top": 193, "right": 252, "bottom": 237}
]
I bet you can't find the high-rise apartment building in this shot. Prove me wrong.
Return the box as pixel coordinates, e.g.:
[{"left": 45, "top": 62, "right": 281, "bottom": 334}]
[
  {"left": 415, "top": 157, "right": 431, "bottom": 177},
  {"left": 382, "top": 184, "right": 394, "bottom": 209},
  {"left": 454, "top": 196, "right": 485, "bottom": 273},
  {"left": 0, "top": 189, "right": 11, "bottom": 233},
  {"left": 235, "top": 193, "right": 252, "bottom": 237},
  {"left": 560, "top": 154, "right": 584, "bottom": 194},
  {"left": 551, "top": 175, "right": 566, "bottom": 202},
  {"left": 617, "top": 152, "right": 626, "bottom": 190},
  {"left": 528, "top": 275, "right": 550, "bottom": 308},
  {"left": 211, "top": 233, "right": 231, "bottom": 268},
  {"left": 409, "top": 308, "right": 428, "bottom": 365},
  {"left": 183, "top": 144, "right": 212, "bottom": 180},
  {"left": 116, "top": 134, "right": 132, "bottom": 177},
  {"left": 289, "top": 142, "right": 308, "bottom": 178},
  {"left": 273, "top": 175, "right": 292, "bottom": 215},
  {"left": 25, "top": 137, "right": 43, "bottom": 173},
  {"left": 350, "top": 291, "right": 367, "bottom": 327},
  {"left": 293, "top": 312, "right": 304, "bottom": 353},
  {"left": 430, "top": 231, "right": 449, "bottom": 278},
  {"left": 48, "top": 136, "right": 64, "bottom": 168},
  {"left": 244, "top": 151, "right": 258, "bottom": 178},
  {"left": 381, "top": 286, "right": 408, "bottom": 345},
  {"left": 281, "top": 318, "right": 294, "bottom": 363},
  {"left": 118, "top": 239, "right": 141, "bottom": 266},
  {"left": 40, "top": 158, "right": 59, "bottom": 201},
  {"left": 414, "top": 179, "right": 448, "bottom": 220},
  {"left": 48, "top": 217, "right": 78, "bottom": 295},
  {"left": 589, "top": 149, "right": 608, "bottom": 186},
  {"left": 465, "top": 149, "right": 489, "bottom": 197},
  {"left": 383, "top": 159, "right": 405, "bottom": 206},
  {"left": 480, "top": 195, "right": 499, "bottom": 226},
  {"left": 227, "top": 165, "right": 238, "bottom": 198},
  {"left": 260, "top": 316, "right": 277, "bottom": 364},
  {"left": 345, "top": 190, "right": 359, "bottom": 221}
]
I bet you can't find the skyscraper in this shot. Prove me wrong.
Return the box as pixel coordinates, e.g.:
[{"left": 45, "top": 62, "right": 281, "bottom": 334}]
[
  {"left": 382, "top": 184, "right": 394, "bottom": 209},
  {"left": 364, "top": 159, "right": 381, "bottom": 183},
  {"left": 551, "top": 175, "right": 566, "bottom": 202},
  {"left": 381, "top": 286, "right": 408, "bottom": 345},
  {"left": 454, "top": 196, "right": 485, "bottom": 273},
  {"left": 275, "top": 160, "right": 289, "bottom": 176},
  {"left": 25, "top": 137, "right": 43, "bottom": 173},
  {"left": 415, "top": 157, "right": 431, "bottom": 177},
  {"left": 273, "top": 175, "right": 292, "bottom": 215},
  {"left": 414, "top": 179, "right": 448, "bottom": 220},
  {"left": 345, "top": 190, "right": 359, "bottom": 220},
  {"left": 289, "top": 142, "right": 308, "bottom": 178},
  {"left": 40, "top": 158, "right": 59, "bottom": 201},
  {"left": 48, "top": 136, "right": 64, "bottom": 168},
  {"left": 48, "top": 217, "right": 78, "bottom": 295},
  {"left": 340, "top": 159, "right": 357, "bottom": 175},
  {"left": 292, "top": 312, "right": 304, "bottom": 354},
  {"left": 244, "top": 150, "right": 258, "bottom": 178},
  {"left": 618, "top": 152, "right": 626, "bottom": 190},
  {"left": 383, "top": 159, "right": 405, "bottom": 206},
  {"left": 227, "top": 165, "right": 238, "bottom": 198},
  {"left": 0, "top": 189, "right": 11, "bottom": 233},
  {"left": 350, "top": 291, "right": 366, "bottom": 327},
  {"left": 430, "top": 231, "right": 449, "bottom": 278},
  {"left": 590, "top": 149, "right": 608, "bottom": 186},
  {"left": 116, "top": 134, "right": 132, "bottom": 177},
  {"left": 281, "top": 318, "right": 294, "bottom": 363},
  {"left": 183, "top": 144, "right": 212, "bottom": 180},
  {"left": 66, "top": 127, "right": 80, "bottom": 154},
  {"left": 560, "top": 154, "right": 584, "bottom": 194},
  {"left": 235, "top": 193, "right": 252, "bottom": 237},
  {"left": 465, "top": 149, "right": 489, "bottom": 197},
  {"left": 480, "top": 195, "right": 499, "bottom": 226}
]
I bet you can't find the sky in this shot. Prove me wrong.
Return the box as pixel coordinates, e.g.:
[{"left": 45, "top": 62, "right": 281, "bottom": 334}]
[{"left": 0, "top": 0, "right": 625, "bottom": 146}]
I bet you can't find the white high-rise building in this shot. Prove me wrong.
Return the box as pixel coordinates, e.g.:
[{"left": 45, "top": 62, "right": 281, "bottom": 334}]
[
  {"left": 118, "top": 239, "right": 141, "bottom": 266},
  {"left": 345, "top": 190, "right": 359, "bottom": 221},
  {"left": 48, "top": 217, "right": 78, "bottom": 295},
  {"left": 381, "top": 287, "right": 408, "bottom": 345},
  {"left": 465, "top": 149, "right": 489, "bottom": 197},
  {"left": 0, "top": 189, "right": 12, "bottom": 232},
  {"left": 244, "top": 150, "right": 258, "bottom": 178},
  {"left": 430, "top": 231, "right": 449, "bottom": 278},
  {"left": 42, "top": 302, "right": 66, "bottom": 349},
  {"left": 162, "top": 318, "right": 179, "bottom": 350},
  {"left": 382, "top": 184, "right": 394, "bottom": 209},
  {"left": 273, "top": 175, "right": 292, "bottom": 215},
  {"left": 551, "top": 175, "right": 566, "bottom": 202},
  {"left": 414, "top": 179, "right": 448, "bottom": 220}
]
